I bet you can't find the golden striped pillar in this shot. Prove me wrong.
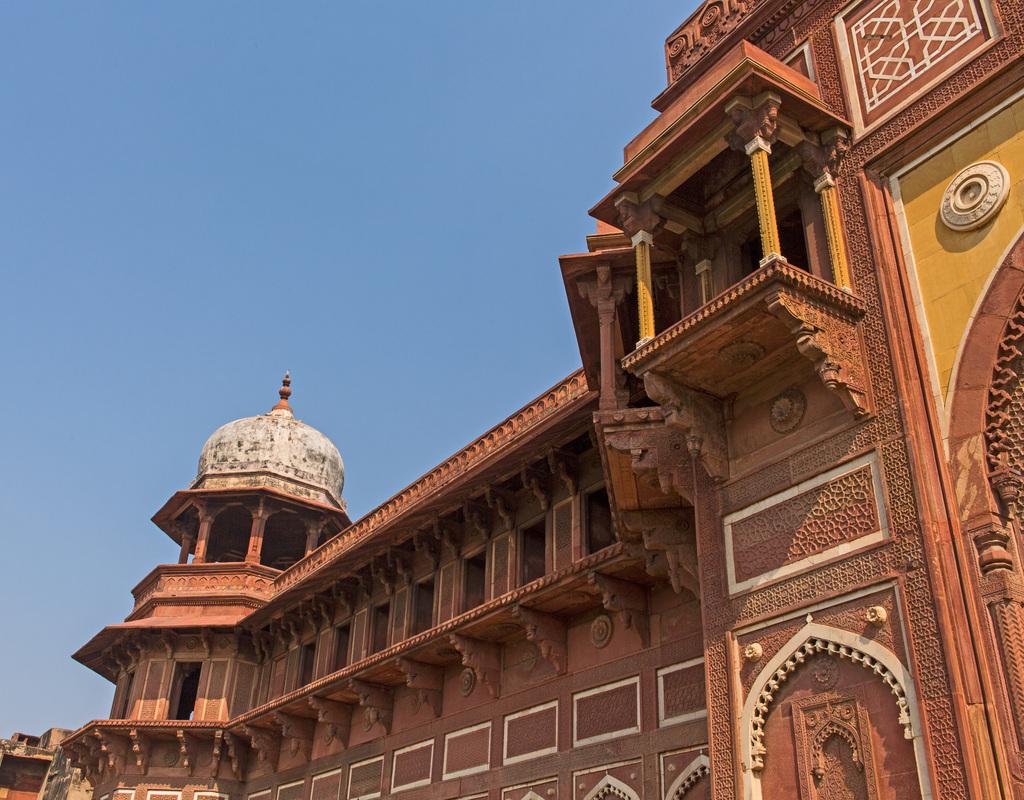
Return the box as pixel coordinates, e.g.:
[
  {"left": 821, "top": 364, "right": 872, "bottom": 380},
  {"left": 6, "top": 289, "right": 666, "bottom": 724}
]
[
  {"left": 632, "top": 231, "right": 656, "bottom": 345},
  {"left": 745, "top": 136, "right": 782, "bottom": 263},
  {"left": 815, "top": 173, "right": 852, "bottom": 291}
]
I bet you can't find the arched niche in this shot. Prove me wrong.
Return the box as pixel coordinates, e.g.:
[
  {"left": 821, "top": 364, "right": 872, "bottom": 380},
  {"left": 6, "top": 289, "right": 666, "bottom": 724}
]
[
  {"left": 946, "top": 228, "right": 1024, "bottom": 525},
  {"left": 205, "top": 505, "right": 251, "bottom": 562},
  {"left": 582, "top": 775, "right": 640, "bottom": 800},
  {"left": 260, "top": 510, "right": 307, "bottom": 570},
  {"left": 664, "top": 754, "right": 710, "bottom": 799},
  {"left": 739, "top": 621, "right": 932, "bottom": 800}
]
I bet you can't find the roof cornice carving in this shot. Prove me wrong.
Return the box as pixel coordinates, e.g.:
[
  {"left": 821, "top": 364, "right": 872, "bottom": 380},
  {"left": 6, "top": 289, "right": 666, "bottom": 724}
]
[{"left": 270, "top": 370, "right": 593, "bottom": 594}]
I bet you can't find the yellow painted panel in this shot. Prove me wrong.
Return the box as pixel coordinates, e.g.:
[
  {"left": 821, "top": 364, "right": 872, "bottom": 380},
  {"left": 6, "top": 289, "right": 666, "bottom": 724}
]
[{"left": 897, "top": 97, "right": 1024, "bottom": 402}]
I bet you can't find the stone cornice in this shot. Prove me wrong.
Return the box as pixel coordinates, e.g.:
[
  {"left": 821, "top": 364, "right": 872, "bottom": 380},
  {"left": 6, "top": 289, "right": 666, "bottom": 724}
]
[{"left": 269, "top": 370, "right": 594, "bottom": 595}]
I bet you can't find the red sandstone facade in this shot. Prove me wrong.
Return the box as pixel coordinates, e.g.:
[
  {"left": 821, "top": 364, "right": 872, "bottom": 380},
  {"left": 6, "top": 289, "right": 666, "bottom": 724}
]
[{"left": 63, "top": 2, "right": 1024, "bottom": 799}]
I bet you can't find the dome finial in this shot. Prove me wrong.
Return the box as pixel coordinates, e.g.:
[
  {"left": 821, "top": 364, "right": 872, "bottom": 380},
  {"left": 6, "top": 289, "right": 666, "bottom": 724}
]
[{"left": 271, "top": 371, "right": 293, "bottom": 416}]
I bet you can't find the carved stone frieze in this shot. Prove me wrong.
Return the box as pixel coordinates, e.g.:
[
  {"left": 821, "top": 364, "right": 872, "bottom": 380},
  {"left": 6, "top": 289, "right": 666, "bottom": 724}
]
[{"left": 665, "top": 0, "right": 755, "bottom": 82}]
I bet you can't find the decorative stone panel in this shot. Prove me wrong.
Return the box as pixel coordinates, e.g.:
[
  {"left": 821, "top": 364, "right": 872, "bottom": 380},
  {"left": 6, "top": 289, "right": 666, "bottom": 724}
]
[
  {"left": 724, "top": 452, "right": 887, "bottom": 593},
  {"left": 502, "top": 778, "right": 558, "bottom": 800},
  {"left": 835, "top": 0, "right": 995, "bottom": 131},
  {"left": 657, "top": 658, "right": 707, "bottom": 726},
  {"left": 572, "top": 761, "right": 642, "bottom": 800},
  {"left": 573, "top": 677, "right": 640, "bottom": 747},
  {"left": 503, "top": 700, "right": 558, "bottom": 765},
  {"left": 276, "top": 780, "right": 305, "bottom": 800},
  {"left": 310, "top": 769, "right": 344, "bottom": 800},
  {"left": 347, "top": 756, "right": 383, "bottom": 800},
  {"left": 442, "top": 722, "right": 491, "bottom": 780},
  {"left": 390, "top": 739, "right": 433, "bottom": 793}
]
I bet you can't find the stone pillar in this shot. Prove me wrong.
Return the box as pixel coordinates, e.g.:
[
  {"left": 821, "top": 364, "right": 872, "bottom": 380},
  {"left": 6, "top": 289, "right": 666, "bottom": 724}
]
[
  {"left": 727, "top": 93, "right": 783, "bottom": 266},
  {"left": 192, "top": 505, "right": 213, "bottom": 564},
  {"left": 177, "top": 531, "right": 195, "bottom": 565},
  {"left": 578, "top": 265, "right": 631, "bottom": 410},
  {"left": 798, "top": 128, "right": 853, "bottom": 290},
  {"left": 632, "top": 231, "right": 656, "bottom": 344},
  {"left": 614, "top": 196, "right": 664, "bottom": 348},
  {"left": 695, "top": 259, "right": 714, "bottom": 306},
  {"left": 745, "top": 135, "right": 782, "bottom": 263},
  {"left": 305, "top": 519, "right": 325, "bottom": 556},
  {"left": 246, "top": 501, "right": 270, "bottom": 565}
]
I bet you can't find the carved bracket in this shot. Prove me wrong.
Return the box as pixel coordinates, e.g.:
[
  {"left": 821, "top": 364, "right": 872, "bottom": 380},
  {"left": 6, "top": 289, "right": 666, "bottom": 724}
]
[
  {"left": 485, "top": 487, "right": 515, "bottom": 531},
  {"left": 765, "top": 286, "right": 870, "bottom": 418},
  {"left": 449, "top": 634, "right": 502, "bottom": 698},
  {"left": 176, "top": 730, "right": 197, "bottom": 777},
  {"left": 513, "top": 605, "right": 567, "bottom": 674},
  {"left": 588, "top": 572, "right": 650, "bottom": 647},
  {"left": 547, "top": 448, "right": 579, "bottom": 496},
  {"left": 620, "top": 508, "right": 699, "bottom": 595},
  {"left": 224, "top": 731, "right": 248, "bottom": 779},
  {"left": 127, "top": 729, "right": 148, "bottom": 771},
  {"left": 350, "top": 679, "right": 393, "bottom": 734},
  {"left": 520, "top": 465, "right": 551, "bottom": 511},
  {"left": 644, "top": 372, "right": 729, "bottom": 482},
  {"left": 210, "top": 730, "right": 224, "bottom": 778},
  {"left": 307, "top": 696, "right": 352, "bottom": 747},
  {"left": 242, "top": 724, "right": 280, "bottom": 768},
  {"left": 396, "top": 657, "right": 444, "bottom": 717},
  {"left": 272, "top": 712, "right": 315, "bottom": 760},
  {"left": 95, "top": 731, "right": 128, "bottom": 773}
]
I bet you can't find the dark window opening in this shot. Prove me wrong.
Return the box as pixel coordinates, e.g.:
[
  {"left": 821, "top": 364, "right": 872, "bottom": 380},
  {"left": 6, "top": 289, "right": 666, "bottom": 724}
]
[
  {"left": 778, "top": 207, "right": 810, "bottom": 272},
  {"left": 115, "top": 670, "right": 135, "bottom": 718},
  {"left": 520, "top": 519, "right": 547, "bottom": 584},
  {"left": 333, "top": 624, "right": 351, "bottom": 670},
  {"left": 299, "top": 641, "right": 316, "bottom": 686},
  {"left": 739, "top": 229, "right": 762, "bottom": 277},
  {"left": 464, "top": 551, "right": 487, "bottom": 610},
  {"left": 371, "top": 603, "right": 390, "bottom": 654},
  {"left": 412, "top": 579, "right": 435, "bottom": 635},
  {"left": 260, "top": 511, "right": 307, "bottom": 570},
  {"left": 170, "top": 662, "right": 202, "bottom": 721},
  {"left": 206, "top": 506, "right": 251, "bottom": 563},
  {"left": 586, "top": 488, "right": 615, "bottom": 554}
]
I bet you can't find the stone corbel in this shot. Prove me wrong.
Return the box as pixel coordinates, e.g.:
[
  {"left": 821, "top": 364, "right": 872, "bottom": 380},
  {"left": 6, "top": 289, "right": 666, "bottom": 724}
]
[
  {"left": 242, "top": 724, "right": 280, "bottom": 768},
  {"left": 520, "top": 465, "right": 551, "bottom": 511},
  {"left": 764, "top": 287, "right": 870, "bottom": 417},
  {"left": 200, "top": 629, "right": 213, "bottom": 659},
  {"left": 127, "top": 728, "right": 149, "bottom": 771},
  {"left": 435, "top": 516, "right": 463, "bottom": 558},
  {"left": 485, "top": 486, "right": 515, "bottom": 531},
  {"left": 95, "top": 730, "right": 128, "bottom": 773},
  {"left": 620, "top": 508, "right": 699, "bottom": 595},
  {"left": 449, "top": 634, "right": 502, "bottom": 698},
  {"left": 797, "top": 127, "right": 851, "bottom": 185},
  {"left": 615, "top": 195, "right": 665, "bottom": 240},
  {"left": 587, "top": 572, "right": 650, "bottom": 647},
  {"left": 176, "top": 730, "right": 198, "bottom": 776},
  {"left": 209, "top": 730, "right": 224, "bottom": 778},
  {"left": 413, "top": 529, "right": 441, "bottom": 571},
  {"left": 388, "top": 548, "right": 413, "bottom": 588},
  {"left": 312, "top": 594, "right": 335, "bottom": 630},
  {"left": 272, "top": 712, "right": 315, "bottom": 760},
  {"left": 547, "top": 448, "right": 579, "bottom": 496},
  {"left": 602, "top": 414, "right": 695, "bottom": 504},
  {"left": 372, "top": 556, "right": 396, "bottom": 596},
  {"left": 643, "top": 372, "right": 729, "bottom": 482},
  {"left": 224, "top": 731, "right": 248, "bottom": 779},
  {"left": 513, "top": 605, "right": 567, "bottom": 674},
  {"left": 332, "top": 583, "right": 356, "bottom": 619},
  {"left": 355, "top": 570, "right": 374, "bottom": 602},
  {"left": 159, "top": 631, "right": 176, "bottom": 659},
  {"left": 396, "top": 657, "right": 444, "bottom": 717},
  {"left": 307, "top": 696, "right": 352, "bottom": 747},
  {"left": 725, "top": 92, "right": 782, "bottom": 152},
  {"left": 349, "top": 679, "right": 393, "bottom": 734}
]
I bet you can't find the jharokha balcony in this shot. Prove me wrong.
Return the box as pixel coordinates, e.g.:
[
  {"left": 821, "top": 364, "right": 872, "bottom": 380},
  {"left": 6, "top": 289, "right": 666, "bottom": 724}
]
[{"left": 561, "top": 40, "right": 872, "bottom": 543}]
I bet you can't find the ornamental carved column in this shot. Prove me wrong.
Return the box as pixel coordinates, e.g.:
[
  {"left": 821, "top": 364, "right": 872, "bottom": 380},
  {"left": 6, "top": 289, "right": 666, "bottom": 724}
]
[
  {"left": 246, "top": 500, "right": 270, "bottom": 565},
  {"left": 192, "top": 503, "right": 213, "bottom": 564},
  {"left": 578, "top": 265, "right": 632, "bottom": 409},
  {"left": 614, "top": 196, "right": 664, "bottom": 346},
  {"left": 727, "top": 93, "right": 783, "bottom": 264},
  {"left": 799, "top": 128, "right": 853, "bottom": 290}
]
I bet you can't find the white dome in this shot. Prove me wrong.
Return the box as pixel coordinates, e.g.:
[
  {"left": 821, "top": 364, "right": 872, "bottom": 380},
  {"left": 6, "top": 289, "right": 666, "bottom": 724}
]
[{"left": 192, "top": 374, "right": 345, "bottom": 508}]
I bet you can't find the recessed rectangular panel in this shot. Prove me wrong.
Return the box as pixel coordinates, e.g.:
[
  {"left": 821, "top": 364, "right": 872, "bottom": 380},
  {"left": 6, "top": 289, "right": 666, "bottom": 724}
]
[
  {"left": 391, "top": 739, "right": 434, "bottom": 792},
  {"left": 443, "top": 722, "right": 491, "bottom": 779},
  {"left": 503, "top": 700, "right": 558, "bottom": 765},
  {"left": 573, "top": 677, "right": 640, "bottom": 747}
]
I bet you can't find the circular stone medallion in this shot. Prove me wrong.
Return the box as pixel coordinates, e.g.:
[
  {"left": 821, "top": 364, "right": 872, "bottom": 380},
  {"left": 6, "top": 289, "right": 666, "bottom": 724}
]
[
  {"left": 940, "top": 161, "right": 1010, "bottom": 231},
  {"left": 769, "top": 386, "right": 807, "bottom": 434},
  {"left": 591, "top": 614, "right": 614, "bottom": 648},
  {"left": 458, "top": 667, "right": 476, "bottom": 697}
]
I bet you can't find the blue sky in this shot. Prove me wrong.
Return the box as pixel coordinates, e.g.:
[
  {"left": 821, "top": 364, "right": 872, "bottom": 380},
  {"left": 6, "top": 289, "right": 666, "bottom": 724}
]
[{"left": 0, "top": 2, "right": 694, "bottom": 734}]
